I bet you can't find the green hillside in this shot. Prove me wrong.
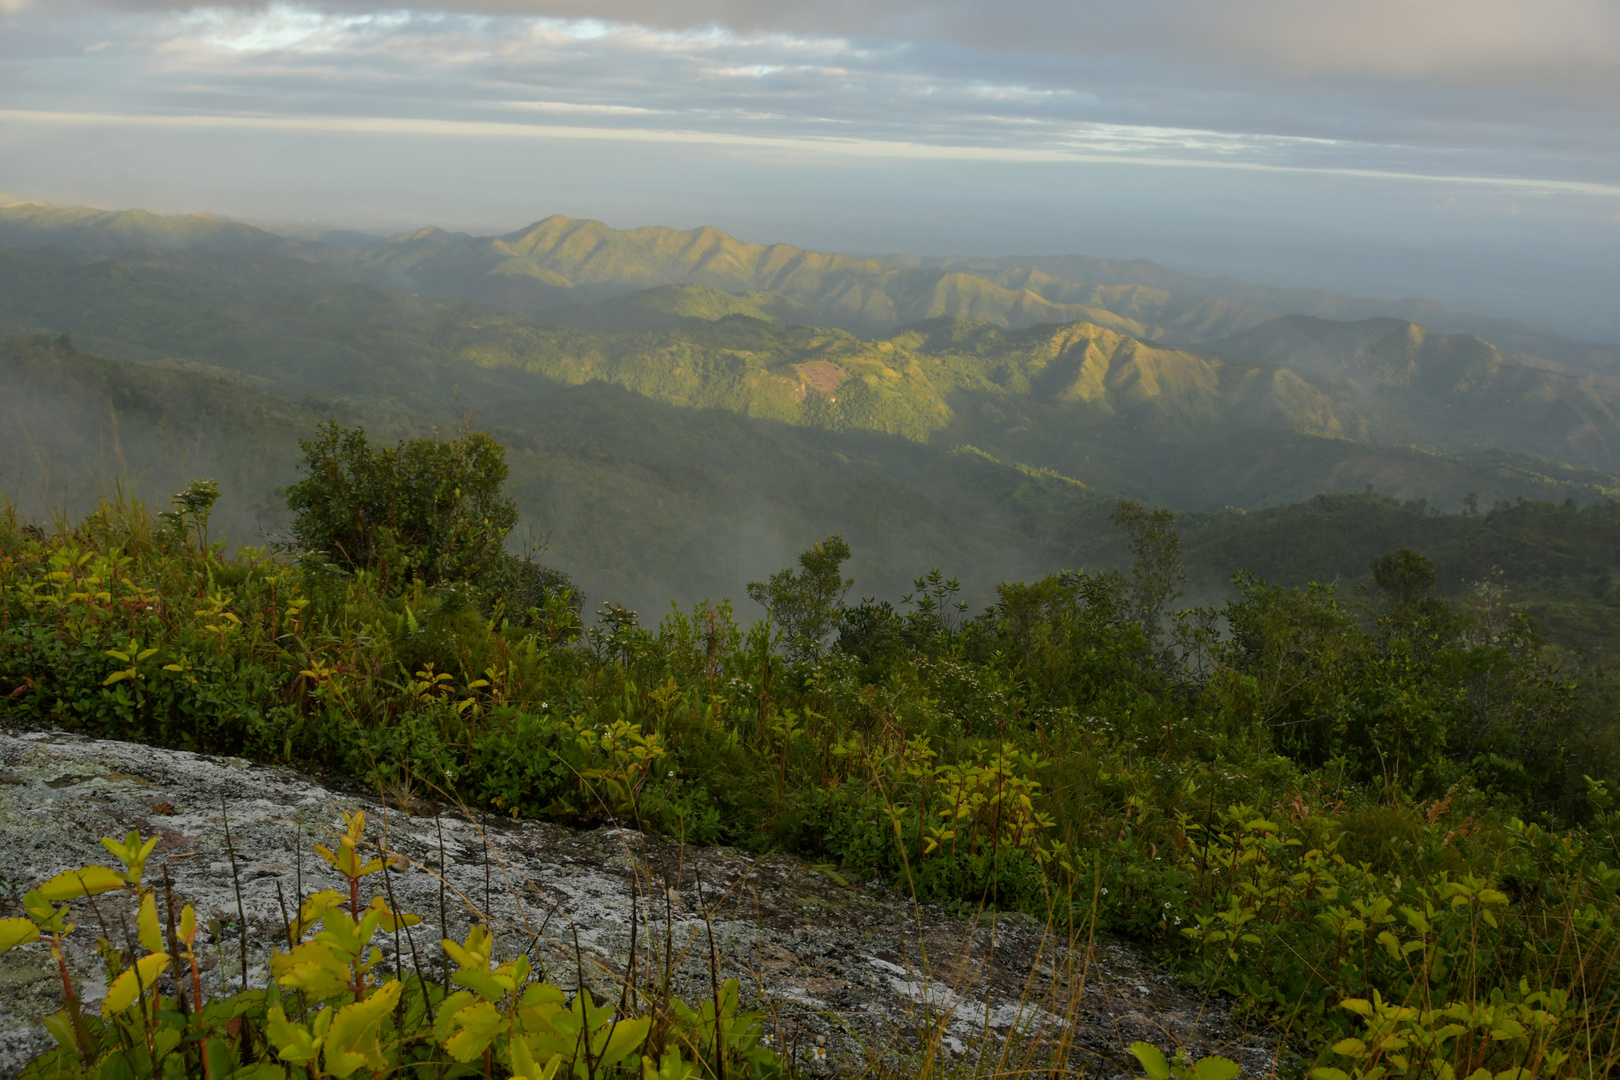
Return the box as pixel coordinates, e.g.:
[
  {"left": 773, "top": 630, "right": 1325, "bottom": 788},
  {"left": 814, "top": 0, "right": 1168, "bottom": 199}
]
[
  {"left": 5, "top": 200, "right": 1614, "bottom": 373},
  {"left": 1181, "top": 491, "right": 1620, "bottom": 657},
  {"left": 1204, "top": 316, "right": 1620, "bottom": 467},
  {"left": 0, "top": 329, "right": 1124, "bottom": 613},
  {"left": 4, "top": 246, "right": 1616, "bottom": 505},
  {"left": 0, "top": 334, "right": 347, "bottom": 543},
  {"left": 3, "top": 224, "right": 1620, "bottom": 627},
  {"left": 5, "top": 244, "right": 1620, "bottom": 487},
  {"left": 538, "top": 282, "right": 822, "bottom": 332},
  {"left": 0, "top": 198, "right": 300, "bottom": 253},
  {"left": 904, "top": 250, "right": 1620, "bottom": 371}
]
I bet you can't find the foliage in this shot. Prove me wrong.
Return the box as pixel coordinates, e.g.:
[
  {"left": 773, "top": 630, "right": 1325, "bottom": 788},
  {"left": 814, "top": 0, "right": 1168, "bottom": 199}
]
[
  {"left": 745, "top": 535, "right": 852, "bottom": 660},
  {"left": 1110, "top": 500, "right": 1185, "bottom": 652},
  {"left": 6, "top": 469, "right": 1620, "bottom": 1076},
  {"left": 2, "top": 815, "right": 779, "bottom": 1080},
  {"left": 286, "top": 422, "right": 519, "bottom": 590}
]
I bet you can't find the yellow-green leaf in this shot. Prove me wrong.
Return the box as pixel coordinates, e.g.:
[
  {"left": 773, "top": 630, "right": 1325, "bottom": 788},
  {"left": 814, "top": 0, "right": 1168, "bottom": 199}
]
[
  {"left": 1190, "top": 1056, "right": 1240, "bottom": 1080},
  {"left": 37, "top": 866, "right": 125, "bottom": 901},
  {"left": 642, "top": 1048, "right": 695, "bottom": 1080},
  {"left": 442, "top": 998, "right": 507, "bottom": 1063},
  {"left": 366, "top": 895, "right": 421, "bottom": 933},
  {"left": 596, "top": 1016, "right": 651, "bottom": 1070},
  {"left": 102, "top": 952, "right": 170, "bottom": 1017},
  {"left": 1332, "top": 1038, "right": 1368, "bottom": 1056},
  {"left": 1128, "top": 1042, "right": 1172, "bottom": 1080},
  {"left": 271, "top": 940, "right": 352, "bottom": 999},
  {"left": 323, "top": 979, "right": 402, "bottom": 1078},
  {"left": 443, "top": 925, "right": 493, "bottom": 971},
  {"left": 138, "top": 893, "right": 164, "bottom": 954},
  {"left": 453, "top": 967, "right": 511, "bottom": 1004},
  {"left": 291, "top": 889, "right": 347, "bottom": 937},
  {"left": 267, "top": 1006, "right": 323, "bottom": 1066},
  {"left": 0, "top": 918, "right": 41, "bottom": 951},
  {"left": 41, "top": 1010, "right": 78, "bottom": 1052},
  {"left": 512, "top": 1040, "right": 563, "bottom": 1080}
]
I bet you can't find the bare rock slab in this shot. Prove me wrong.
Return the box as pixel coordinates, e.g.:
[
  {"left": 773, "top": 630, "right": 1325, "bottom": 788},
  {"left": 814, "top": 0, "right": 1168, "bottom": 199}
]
[{"left": 0, "top": 730, "right": 1276, "bottom": 1076}]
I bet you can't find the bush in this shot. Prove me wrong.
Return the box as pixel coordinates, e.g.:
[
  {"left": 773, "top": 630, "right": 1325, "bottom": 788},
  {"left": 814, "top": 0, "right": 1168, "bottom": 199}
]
[{"left": 285, "top": 421, "right": 518, "bottom": 590}]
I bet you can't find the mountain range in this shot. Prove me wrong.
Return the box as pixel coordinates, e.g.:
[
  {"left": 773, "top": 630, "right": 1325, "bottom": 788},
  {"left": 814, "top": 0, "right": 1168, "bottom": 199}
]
[{"left": 2, "top": 197, "right": 1619, "bottom": 612}]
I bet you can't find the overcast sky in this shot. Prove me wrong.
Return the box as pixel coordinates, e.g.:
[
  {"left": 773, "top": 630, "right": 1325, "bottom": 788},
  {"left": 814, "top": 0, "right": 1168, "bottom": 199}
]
[{"left": 2, "top": 0, "right": 1618, "bottom": 338}]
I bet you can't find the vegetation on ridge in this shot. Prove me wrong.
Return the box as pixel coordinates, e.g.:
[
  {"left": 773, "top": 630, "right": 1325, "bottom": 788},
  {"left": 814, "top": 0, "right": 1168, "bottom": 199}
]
[{"left": 6, "top": 424, "right": 1620, "bottom": 1076}]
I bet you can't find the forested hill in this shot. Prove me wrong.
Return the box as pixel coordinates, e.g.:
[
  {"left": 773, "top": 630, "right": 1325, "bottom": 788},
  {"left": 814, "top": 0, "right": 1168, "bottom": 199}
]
[
  {"left": 10, "top": 327, "right": 1620, "bottom": 656},
  {"left": 12, "top": 200, "right": 1620, "bottom": 1080},
  {"left": 4, "top": 202, "right": 1620, "bottom": 625},
  {"left": 3, "top": 198, "right": 1616, "bottom": 370}
]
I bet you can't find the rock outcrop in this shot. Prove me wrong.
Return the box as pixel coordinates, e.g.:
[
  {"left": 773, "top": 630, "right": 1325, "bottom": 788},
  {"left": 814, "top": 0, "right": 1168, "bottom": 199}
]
[{"left": 0, "top": 730, "right": 1277, "bottom": 1077}]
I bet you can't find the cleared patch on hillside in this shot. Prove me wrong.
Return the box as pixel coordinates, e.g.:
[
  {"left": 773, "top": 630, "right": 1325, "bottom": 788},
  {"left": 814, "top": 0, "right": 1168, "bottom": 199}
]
[{"left": 796, "top": 359, "right": 850, "bottom": 394}]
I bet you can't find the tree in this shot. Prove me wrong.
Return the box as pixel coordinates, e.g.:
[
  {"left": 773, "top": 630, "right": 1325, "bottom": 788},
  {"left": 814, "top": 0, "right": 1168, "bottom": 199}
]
[
  {"left": 747, "top": 536, "right": 853, "bottom": 660},
  {"left": 285, "top": 421, "right": 518, "bottom": 590},
  {"left": 1370, "top": 548, "right": 1437, "bottom": 610},
  {"left": 1110, "top": 500, "right": 1185, "bottom": 648},
  {"left": 1368, "top": 547, "right": 1454, "bottom": 644}
]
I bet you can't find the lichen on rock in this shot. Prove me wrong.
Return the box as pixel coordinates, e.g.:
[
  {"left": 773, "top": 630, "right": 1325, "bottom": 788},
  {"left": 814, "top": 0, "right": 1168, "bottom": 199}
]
[{"left": 0, "top": 729, "right": 1276, "bottom": 1078}]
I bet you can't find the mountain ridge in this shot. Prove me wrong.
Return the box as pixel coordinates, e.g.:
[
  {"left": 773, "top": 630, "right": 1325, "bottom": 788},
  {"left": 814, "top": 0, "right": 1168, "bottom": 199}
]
[
  {"left": 3, "top": 242, "right": 1616, "bottom": 500},
  {"left": 3, "top": 201, "right": 1614, "bottom": 371}
]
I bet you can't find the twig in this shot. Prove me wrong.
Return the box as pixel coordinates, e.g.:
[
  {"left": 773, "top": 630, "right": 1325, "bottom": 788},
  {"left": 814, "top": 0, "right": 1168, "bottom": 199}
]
[
  {"left": 436, "top": 805, "right": 451, "bottom": 991},
  {"left": 221, "top": 798, "right": 250, "bottom": 993},
  {"left": 697, "top": 868, "right": 727, "bottom": 1080}
]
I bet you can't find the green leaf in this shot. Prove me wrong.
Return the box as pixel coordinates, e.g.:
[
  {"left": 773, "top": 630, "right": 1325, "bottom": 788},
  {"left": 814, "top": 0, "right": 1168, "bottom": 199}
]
[
  {"left": 432, "top": 990, "right": 479, "bottom": 1045},
  {"left": 1190, "top": 1056, "right": 1241, "bottom": 1080},
  {"left": 1129, "top": 1042, "right": 1173, "bottom": 1080},
  {"left": 453, "top": 966, "right": 511, "bottom": 1004},
  {"left": 236, "top": 1065, "right": 287, "bottom": 1080},
  {"left": 595, "top": 1015, "right": 651, "bottom": 1070},
  {"left": 642, "top": 1048, "right": 697, "bottom": 1080},
  {"left": 442, "top": 999, "right": 507, "bottom": 1063},
  {"left": 323, "top": 979, "right": 402, "bottom": 1078},
  {"left": 267, "top": 1005, "right": 323, "bottom": 1066},
  {"left": 137, "top": 893, "right": 164, "bottom": 954},
  {"left": 41, "top": 1010, "right": 78, "bottom": 1052}
]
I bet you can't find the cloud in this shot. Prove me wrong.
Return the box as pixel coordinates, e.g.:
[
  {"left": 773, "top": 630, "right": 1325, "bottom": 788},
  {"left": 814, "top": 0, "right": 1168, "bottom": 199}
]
[
  {"left": 2, "top": 0, "right": 1618, "bottom": 224},
  {"left": 1189, "top": 0, "right": 1620, "bottom": 85},
  {"left": 50, "top": 0, "right": 1620, "bottom": 90},
  {"left": 6, "top": 107, "right": 1619, "bottom": 201}
]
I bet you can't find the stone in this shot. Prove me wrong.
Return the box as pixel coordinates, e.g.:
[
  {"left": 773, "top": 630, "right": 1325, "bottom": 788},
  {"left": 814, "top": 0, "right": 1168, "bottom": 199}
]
[{"left": 0, "top": 729, "right": 1277, "bottom": 1077}]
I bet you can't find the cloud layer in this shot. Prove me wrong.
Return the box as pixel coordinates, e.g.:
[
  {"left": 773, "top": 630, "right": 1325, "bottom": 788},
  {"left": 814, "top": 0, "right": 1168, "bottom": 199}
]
[
  {"left": 31, "top": 0, "right": 1620, "bottom": 89},
  {"left": 6, "top": 2, "right": 1619, "bottom": 181},
  {"left": 0, "top": 0, "right": 1617, "bottom": 339}
]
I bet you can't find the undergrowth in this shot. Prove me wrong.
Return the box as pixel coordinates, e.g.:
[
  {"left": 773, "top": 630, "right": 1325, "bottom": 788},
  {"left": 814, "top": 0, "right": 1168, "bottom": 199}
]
[{"left": 4, "top": 426, "right": 1620, "bottom": 1077}]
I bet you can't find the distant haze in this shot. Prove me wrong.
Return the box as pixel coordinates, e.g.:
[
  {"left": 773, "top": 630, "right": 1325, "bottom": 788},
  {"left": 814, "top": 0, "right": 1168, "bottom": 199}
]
[{"left": 1, "top": 0, "right": 1619, "bottom": 341}]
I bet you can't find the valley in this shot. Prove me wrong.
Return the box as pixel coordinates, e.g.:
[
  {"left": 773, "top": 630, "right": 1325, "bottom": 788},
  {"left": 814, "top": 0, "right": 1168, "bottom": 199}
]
[{"left": 2, "top": 202, "right": 1620, "bottom": 619}]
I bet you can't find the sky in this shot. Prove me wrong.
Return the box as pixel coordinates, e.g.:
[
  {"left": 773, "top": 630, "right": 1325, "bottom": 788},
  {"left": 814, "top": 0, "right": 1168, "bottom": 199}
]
[{"left": 2, "top": 0, "right": 1619, "bottom": 340}]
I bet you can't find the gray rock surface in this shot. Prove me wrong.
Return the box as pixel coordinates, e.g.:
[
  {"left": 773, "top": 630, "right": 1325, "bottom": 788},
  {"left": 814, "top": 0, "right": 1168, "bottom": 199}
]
[{"left": 0, "top": 730, "right": 1277, "bottom": 1077}]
